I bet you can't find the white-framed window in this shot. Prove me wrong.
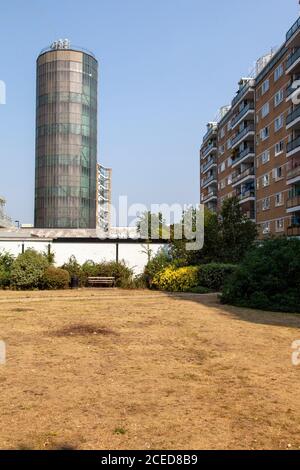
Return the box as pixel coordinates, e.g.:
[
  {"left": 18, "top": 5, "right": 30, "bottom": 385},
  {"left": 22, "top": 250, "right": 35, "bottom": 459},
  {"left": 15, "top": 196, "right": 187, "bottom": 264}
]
[
  {"left": 220, "top": 127, "right": 225, "bottom": 139},
  {"left": 221, "top": 161, "right": 226, "bottom": 172},
  {"left": 262, "top": 79, "right": 270, "bottom": 95},
  {"left": 273, "top": 166, "right": 283, "bottom": 180},
  {"left": 227, "top": 139, "right": 232, "bottom": 150},
  {"left": 276, "top": 218, "right": 284, "bottom": 232},
  {"left": 262, "top": 222, "right": 271, "bottom": 234},
  {"left": 260, "top": 126, "right": 270, "bottom": 141},
  {"left": 219, "top": 145, "right": 225, "bottom": 155},
  {"left": 227, "top": 175, "right": 232, "bottom": 185},
  {"left": 227, "top": 120, "right": 231, "bottom": 132},
  {"left": 220, "top": 180, "right": 226, "bottom": 189},
  {"left": 227, "top": 157, "right": 233, "bottom": 167},
  {"left": 275, "top": 140, "right": 284, "bottom": 156},
  {"left": 261, "top": 150, "right": 270, "bottom": 164},
  {"left": 275, "top": 192, "right": 283, "bottom": 207},
  {"left": 274, "top": 89, "right": 284, "bottom": 107},
  {"left": 261, "top": 102, "right": 270, "bottom": 118},
  {"left": 263, "top": 173, "right": 270, "bottom": 187},
  {"left": 274, "top": 114, "right": 284, "bottom": 132},
  {"left": 262, "top": 197, "right": 270, "bottom": 211},
  {"left": 274, "top": 64, "right": 284, "bottom": 81}
]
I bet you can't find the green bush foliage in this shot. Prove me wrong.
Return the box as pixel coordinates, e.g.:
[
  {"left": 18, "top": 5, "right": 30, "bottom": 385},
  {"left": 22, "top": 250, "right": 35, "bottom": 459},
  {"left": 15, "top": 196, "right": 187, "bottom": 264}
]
[
  {"left": 144, "top": 248, "right": 172, "bottom": 287},
  {"left": 0, "top": 251, "right": 14, "bottom": 288},
  {"left": 11, "top": 249, "right": 49, "bottom": 290},
  {"left": 221, "top": 238, "right": 300, "bottom": 313},
  {"left": 198, "top": 263, "right": 238, "bottom": 291},
  {"left": 41, "top": 266, "right": 70, "bottom": 290}
]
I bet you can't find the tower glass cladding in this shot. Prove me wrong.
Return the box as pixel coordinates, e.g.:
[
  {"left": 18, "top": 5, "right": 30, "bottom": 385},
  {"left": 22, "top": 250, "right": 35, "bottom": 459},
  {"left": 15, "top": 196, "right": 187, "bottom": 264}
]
[{"left": 34, "top": 40, "right": 98, "bottom": 228}]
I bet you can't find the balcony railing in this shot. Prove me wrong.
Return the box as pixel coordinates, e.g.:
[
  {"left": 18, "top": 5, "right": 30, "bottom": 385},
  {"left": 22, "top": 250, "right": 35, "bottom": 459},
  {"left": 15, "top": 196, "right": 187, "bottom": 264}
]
[
  {"left": 202, "top": 141, "right": 217, "bottom": 158},
  {"left": 231, "top": 125, "right": 255, "bottom": 147},
  {"left": 202, "top": 157, "right": 217, "bottom": 173},
  {"left": 287, "top": 165, "right": 300, "bottom": 181},
  {"left": 286, "top": 105, "right": 300, "bottom": 126},
  {"left": 286, "top": 82, "right": 300, "bottom": 99},
  {"left": 287, "top": 195, "right": 300, "bottom": 210},
  {"left": 287, "top": 18, "right": 300, "bottom": 42},
  {"left": 237, "top": 190, "right": 255, "bottom": 202},
  {"left": 202, "top": 126, "right": 217, "bottom": 144},
  {"left": 287, "top": 48, "right": 300, "bottom": 71},
  {"left": 231, "top": 103, "right": 254, "bottom": 128},
  {"left": 202, "top": 191, "right": 217, "bottom": 203},
  {"left": 232, "top": 167, "right": 255, "bottom": 184},
  {"left": 287, "top": 136, "right": 300, "bottom": 154},
  {"left": 202, "top": 173, "right": 217, "bottom": 187},
  {"left": 287, "top": 225, "right": 300, "bottom": 237},
  {"left": 231, "top": 80, "right": 255, "bottom": 109},
  {"left": 232, "top": 147, "right": 255, "bottom": 166}
]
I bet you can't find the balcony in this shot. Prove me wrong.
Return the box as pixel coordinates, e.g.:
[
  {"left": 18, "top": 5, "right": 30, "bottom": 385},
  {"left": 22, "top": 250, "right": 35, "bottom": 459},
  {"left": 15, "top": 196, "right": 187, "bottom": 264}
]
[
  {"left": 232, "top": 147, "right": 255, "bottom": 168},
  {"left": 202, "top": 190, "right": 217, "bottom": 203},
  {"left": 287, "top": 136, "right": 300, "bottom": 157},
  {"left": 237, "top": 190, "right": 255, "bottom": 203},
  {"left": 232, "top": 167, "right": 255, "bottom": 186},
  {"left": 286, "top": 48, "right": 300, "bottom": 75},
  {"left": 201, "top": 141, "right": 217, "bottom": 159},
  {"left": 231, "top": 103, "right": 254, "bottom": 129},
  {"left": 287, "top": 225, "right": 300, "bottom": 237},
  {"left": 287, "top": 195, "right": 300, "bottom": 212},
  {"left": 202, "top": 125, "right": 217, "bottom": 145},
  {"left": 286, "top": 81, "right": 300, "bottom": 101},
  {"left": 202, "top": 157, "right": 217, "bottom": 174},
  {"left": 202, "top": 173, "right": 217, "bottom": 189},
  {"left": 231, "top": 125, "right": 255, "bottom": 149},
  {"left": 286, "top": 17, "right": 300, "bottom": 48},
  {"left": 231, "top": 80, "right": 255, "bottom": 111},
  {"left": 286, "top": 105, "right": 300, "bottom": 130},
  {"left": 287, "top": 164, "right": 300, "bottom": 183}
]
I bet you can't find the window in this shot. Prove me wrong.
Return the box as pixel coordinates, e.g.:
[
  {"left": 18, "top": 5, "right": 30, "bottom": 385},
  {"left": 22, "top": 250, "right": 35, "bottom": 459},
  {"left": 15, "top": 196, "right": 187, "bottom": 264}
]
[
  {"left": 274, "top": 114, "right": 284, "bottom": 132},
  {"left": 220, "top": 127, "right": 225, "bottom": 139},
  {"left": 227, "top": 120, "right": 231, "bottom": 132},
  {"left": 227, "top": 157, "right": 233, "bottom": 167},
  {"left": 273, "top": 166, "right": 283, "bottom": 180},
  {"left": 275, "top": 192, "right": 283, "bottom": 206},
  {"left": 219, "top": 145, "right": 225, "bottom": 155},
  {"left": 261, "top": 102, "right": 270, "bottom": 118},
  {"left": 227, "top": 175, "right": 232, "bottom": 185},
  {"left": 260, "top": 126, "right": 269, "bottom": 141},
  {"left": 275, "top": 140, "right": 284, "bottom": 156},
  {"left": 261, "top": 150, "right": 270, "bottom": 164},
  {"left": 274, "top": 89, "right": 284, "bottom": 107},
  {"left": 221, "top": 180, "right": 226, "bottom": 189},
  {"left": 227, "top": 139, "right": 232, "bottom": 150},
  {"left": 221, "top": 162, "right": 225, "bottom": 172},
  {"left": 276, "top": 219, "right": 284, "bottom": 232},
  {"left": 274, "top": 64, "right": 284, "bottom": 81},
  {"left": 262, "top": 79, "right": 270, "bottom": 95},
  {"left": 263, "top": 173, "right": 270, "bottom": 187},
  {"left": 262, "top": 222, "right": 270, "bottom": 234},
  {"left": 262, "top": 197, "right": 270, "bottom": 211}
]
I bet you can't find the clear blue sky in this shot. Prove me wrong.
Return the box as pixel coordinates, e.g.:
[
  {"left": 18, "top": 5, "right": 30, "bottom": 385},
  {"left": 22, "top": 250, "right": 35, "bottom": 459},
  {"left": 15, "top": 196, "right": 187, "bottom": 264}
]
[{"left": 0, "top": 0, "right": 299, "bottom": 224}]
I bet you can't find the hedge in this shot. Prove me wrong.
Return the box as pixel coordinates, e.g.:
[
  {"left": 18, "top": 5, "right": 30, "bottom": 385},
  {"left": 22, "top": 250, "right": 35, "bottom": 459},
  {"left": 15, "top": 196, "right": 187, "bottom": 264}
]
[{"left": 198, "top": 263, "right": 238, "bottom": 291}]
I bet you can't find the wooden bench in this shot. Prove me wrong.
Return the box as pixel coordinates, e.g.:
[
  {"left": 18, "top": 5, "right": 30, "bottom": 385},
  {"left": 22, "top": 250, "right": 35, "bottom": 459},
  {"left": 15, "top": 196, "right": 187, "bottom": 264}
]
[{"left": 87, "top": 276, "right": 116, "bottom": 288}]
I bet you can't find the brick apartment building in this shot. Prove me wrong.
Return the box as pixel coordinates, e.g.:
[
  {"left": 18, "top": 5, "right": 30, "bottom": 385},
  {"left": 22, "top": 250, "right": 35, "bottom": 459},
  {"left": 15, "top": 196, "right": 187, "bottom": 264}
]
[{"left": 200, "top": 16, "right": 300, "bottom": 238}]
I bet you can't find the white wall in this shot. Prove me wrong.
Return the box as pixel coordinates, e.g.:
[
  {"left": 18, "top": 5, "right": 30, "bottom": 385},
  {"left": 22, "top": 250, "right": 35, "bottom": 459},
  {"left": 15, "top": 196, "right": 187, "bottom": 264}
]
[{"left": 0, "top": 240, "right": 165, "bottom": 275}]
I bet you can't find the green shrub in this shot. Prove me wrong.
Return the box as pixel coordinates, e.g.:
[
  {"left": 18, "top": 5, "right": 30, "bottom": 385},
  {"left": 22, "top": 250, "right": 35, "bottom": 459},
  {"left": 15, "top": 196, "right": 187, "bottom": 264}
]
[
  {"left": 0, "top": 251, "right": 14, "bottom": 288},
  {"left": 198, "top": 263, "right": 238, "bottom": 291},
  {"left": 144, "top": 248, "right": 172, "bottom": 286},
  {"left": 41, "top": 266, "right": 70, "bottom": 290},
  {"left": 153, "top": 266, "right": 199, "bottom": 292},
  {"left": 221, "top": 238, "right": 300, "bottom": 313},
  {"left": 11, "top": 249, "right": 49, "bottom": 290},
  {"left": 61, "top": 256, "right": 86, "bottom": 286}
]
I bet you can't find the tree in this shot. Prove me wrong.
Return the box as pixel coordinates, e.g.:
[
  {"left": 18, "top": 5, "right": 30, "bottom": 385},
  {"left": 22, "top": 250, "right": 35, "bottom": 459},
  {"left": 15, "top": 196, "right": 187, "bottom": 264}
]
[
  {"left": 219, "top": 197, "right": 258, "bottom": 263},
  {"left": 137, "top": 211, "right": 169, "bottom": 240}
]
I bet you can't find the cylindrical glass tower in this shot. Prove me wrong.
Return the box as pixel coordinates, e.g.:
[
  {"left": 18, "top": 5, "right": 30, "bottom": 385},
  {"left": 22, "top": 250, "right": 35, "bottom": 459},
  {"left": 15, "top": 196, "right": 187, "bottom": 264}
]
[{"left": 34, "top": 41, "right": 98, "bottom": 228}]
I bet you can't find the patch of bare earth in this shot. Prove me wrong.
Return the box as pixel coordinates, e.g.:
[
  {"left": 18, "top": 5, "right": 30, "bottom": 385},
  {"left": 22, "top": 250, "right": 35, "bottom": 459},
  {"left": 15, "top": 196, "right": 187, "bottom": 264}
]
[{"left": 0, "top": 289, "right": 299, "bottom": 450}]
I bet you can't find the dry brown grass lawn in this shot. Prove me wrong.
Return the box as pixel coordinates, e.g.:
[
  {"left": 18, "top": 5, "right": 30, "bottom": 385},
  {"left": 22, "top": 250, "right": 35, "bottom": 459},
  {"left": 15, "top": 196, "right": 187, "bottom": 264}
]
[{"left": 0, "top": 289, "right": 299, "bottom": 450}]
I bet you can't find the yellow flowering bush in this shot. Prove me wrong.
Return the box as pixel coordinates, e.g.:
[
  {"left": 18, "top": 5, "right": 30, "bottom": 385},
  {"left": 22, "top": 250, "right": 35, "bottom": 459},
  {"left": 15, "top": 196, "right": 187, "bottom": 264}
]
[{"left": 152, "top": 266, "right": 199, "bottom": 292}]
